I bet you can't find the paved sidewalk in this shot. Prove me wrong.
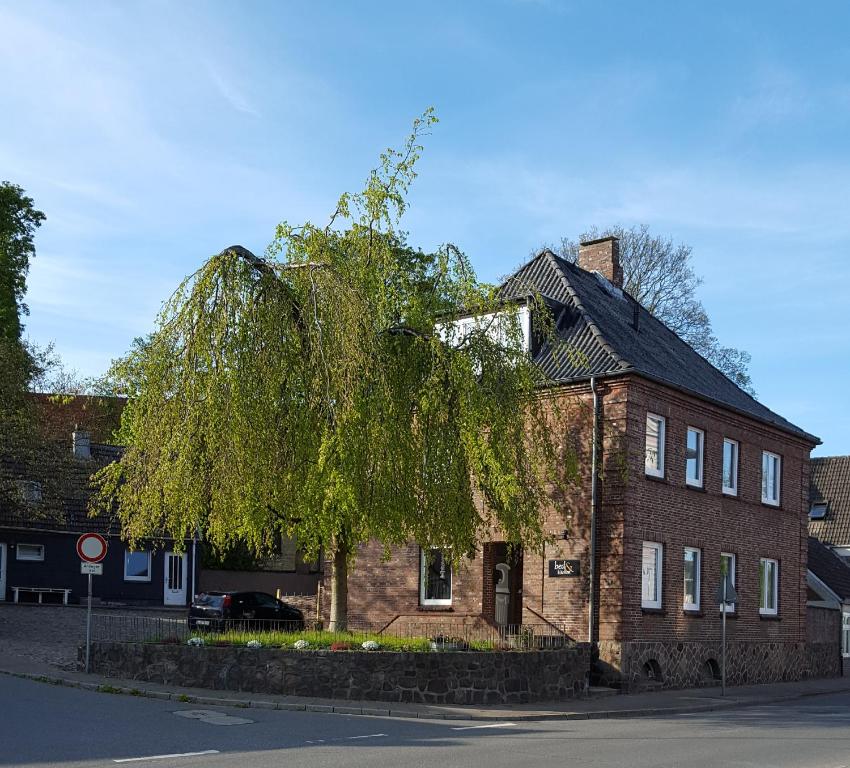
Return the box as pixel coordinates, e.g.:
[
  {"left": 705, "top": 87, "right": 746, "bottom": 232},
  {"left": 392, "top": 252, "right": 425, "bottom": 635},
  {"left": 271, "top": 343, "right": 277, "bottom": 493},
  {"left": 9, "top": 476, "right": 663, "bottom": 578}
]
[{"left": 2, "top": 651, "right": 849, "bottom": 722}]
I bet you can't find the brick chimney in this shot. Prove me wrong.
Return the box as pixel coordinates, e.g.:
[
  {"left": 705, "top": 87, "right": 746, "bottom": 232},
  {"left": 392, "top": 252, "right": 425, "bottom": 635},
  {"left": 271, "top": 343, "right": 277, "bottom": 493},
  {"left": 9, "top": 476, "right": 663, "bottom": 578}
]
[
  {"left": 72, "top": 427, "right": 91, "bottom": 460},
  {"left": 578, "top": 236, "right": 622, "bottom": 288}
]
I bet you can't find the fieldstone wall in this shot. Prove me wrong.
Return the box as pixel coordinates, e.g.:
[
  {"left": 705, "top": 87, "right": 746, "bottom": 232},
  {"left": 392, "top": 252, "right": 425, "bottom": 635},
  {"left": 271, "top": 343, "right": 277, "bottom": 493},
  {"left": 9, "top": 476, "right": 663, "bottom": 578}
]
[
  {"left": 86, "top": 641, "right": 590, "bottom": 705},
  {"left": 616, "top": 640, "right": 841, "bottom": 691}
]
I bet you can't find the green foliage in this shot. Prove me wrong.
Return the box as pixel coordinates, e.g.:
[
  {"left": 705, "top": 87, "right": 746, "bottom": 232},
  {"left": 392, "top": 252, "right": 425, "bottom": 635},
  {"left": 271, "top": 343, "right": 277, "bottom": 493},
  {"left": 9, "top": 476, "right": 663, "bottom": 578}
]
[
  {"left": 0, "top": 181, "right": 45, "bottom": 343},
  {"left": 176, "top": 628, "right": 494, "bottom": 652},
  {"left": 94, "top": 110, "right": 577, "bottom": 606}
]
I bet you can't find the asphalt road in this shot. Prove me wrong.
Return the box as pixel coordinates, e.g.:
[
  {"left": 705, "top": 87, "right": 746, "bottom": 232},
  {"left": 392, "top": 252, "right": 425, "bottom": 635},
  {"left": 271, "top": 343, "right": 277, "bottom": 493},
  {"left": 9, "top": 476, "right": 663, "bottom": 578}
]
[{"left": 3, "top": 674, "right": 850, "bottom": 768}]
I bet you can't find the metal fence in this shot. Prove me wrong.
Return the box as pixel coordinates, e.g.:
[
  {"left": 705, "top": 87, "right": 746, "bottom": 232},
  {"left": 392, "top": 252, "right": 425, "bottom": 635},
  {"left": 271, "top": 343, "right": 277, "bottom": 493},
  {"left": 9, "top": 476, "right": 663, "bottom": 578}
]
[{"left": 90, "top": 613, "right": 578, "bottom": 650}]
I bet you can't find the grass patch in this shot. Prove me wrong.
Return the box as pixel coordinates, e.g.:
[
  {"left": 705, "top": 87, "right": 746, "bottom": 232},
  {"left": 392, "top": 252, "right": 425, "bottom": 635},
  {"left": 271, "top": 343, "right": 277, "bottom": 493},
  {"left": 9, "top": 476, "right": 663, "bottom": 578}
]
[
  {"left": 181, "top": 629, "right": 497, "bottom": 652},
  {"left": 98, "top": 684, "right": 121, "bottom": 694}
]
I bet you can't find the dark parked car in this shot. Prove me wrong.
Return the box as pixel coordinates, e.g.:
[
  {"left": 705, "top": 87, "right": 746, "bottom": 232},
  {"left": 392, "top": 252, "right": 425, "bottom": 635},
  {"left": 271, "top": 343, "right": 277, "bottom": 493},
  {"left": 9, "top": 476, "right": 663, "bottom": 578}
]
[{"left": 188, "top": 591, "right": 305, "bottom": 631}]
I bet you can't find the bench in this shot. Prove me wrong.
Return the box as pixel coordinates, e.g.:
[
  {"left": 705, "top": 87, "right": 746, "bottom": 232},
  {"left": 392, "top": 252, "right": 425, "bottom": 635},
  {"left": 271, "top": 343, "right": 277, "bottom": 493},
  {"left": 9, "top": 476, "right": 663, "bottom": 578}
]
[{"left": 11, "top": 587, "right": 72, "bottom": 605}]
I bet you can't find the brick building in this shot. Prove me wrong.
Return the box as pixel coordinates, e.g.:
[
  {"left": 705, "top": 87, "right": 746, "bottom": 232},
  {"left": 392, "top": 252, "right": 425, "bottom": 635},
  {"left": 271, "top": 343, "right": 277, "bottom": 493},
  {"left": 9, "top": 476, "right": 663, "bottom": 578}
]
[{"left": 334, "top": 237, "right": 825, "bottom": 689}]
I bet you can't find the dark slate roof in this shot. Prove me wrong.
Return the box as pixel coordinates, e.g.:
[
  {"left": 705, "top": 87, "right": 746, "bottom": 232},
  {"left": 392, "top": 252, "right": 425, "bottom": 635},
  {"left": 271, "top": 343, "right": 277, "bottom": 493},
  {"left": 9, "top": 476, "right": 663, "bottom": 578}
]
[
  {"left": 808, "top": 536, "right": 850, "bottom": 601},
  {"left": 810, "top": 456, "right": 850, "bottom": 546},
  {"left": 0, "top": 396, "right": 125, "bottom": 535},
  {"left": 499, "top": 251, "right": 818, "bottom": 442}
]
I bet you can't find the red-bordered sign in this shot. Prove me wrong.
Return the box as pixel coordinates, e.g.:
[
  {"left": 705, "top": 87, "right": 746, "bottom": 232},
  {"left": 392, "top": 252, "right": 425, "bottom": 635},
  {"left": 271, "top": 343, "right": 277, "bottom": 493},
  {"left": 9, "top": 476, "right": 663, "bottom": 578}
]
[{"left": 76, "top": 533, "right": 108, "bottom": 563}]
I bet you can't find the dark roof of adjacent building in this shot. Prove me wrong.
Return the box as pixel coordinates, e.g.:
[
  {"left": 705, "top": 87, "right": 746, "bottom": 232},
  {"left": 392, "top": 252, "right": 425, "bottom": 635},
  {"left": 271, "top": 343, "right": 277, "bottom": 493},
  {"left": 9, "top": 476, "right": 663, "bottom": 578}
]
[
  {"left": 0, "top": 394, "right": 125, "bottom": 535},
  {"left": 499, "top": 251, "right": 818, "bottom": 443},
  {"left": 808, "top": 536, "right": 850, "bottom": 601},
  {"left": 810, "top": 455, "right": 850, "bottom": 545}
]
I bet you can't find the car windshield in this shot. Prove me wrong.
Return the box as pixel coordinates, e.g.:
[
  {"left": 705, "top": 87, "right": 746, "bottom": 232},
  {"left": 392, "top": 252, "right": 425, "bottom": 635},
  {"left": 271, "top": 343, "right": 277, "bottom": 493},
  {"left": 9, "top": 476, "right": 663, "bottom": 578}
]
[{"left": 194, "top": 593, "right": 225, "bottom": 608}]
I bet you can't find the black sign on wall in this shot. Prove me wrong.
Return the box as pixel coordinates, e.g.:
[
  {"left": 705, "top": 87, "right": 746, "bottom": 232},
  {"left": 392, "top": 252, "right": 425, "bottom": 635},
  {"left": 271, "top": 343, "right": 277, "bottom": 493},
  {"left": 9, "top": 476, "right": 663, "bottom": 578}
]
[{"left": 548, "top": 559, "right": 580, "bottom": 577}]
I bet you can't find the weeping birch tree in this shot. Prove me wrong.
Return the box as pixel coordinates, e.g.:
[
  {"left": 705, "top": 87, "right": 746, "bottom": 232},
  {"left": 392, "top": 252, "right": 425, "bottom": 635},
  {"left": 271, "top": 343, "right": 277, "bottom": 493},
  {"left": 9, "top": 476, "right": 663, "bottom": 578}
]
[{"left": 94, "top": 111, "right": 576, "bottom": 629}]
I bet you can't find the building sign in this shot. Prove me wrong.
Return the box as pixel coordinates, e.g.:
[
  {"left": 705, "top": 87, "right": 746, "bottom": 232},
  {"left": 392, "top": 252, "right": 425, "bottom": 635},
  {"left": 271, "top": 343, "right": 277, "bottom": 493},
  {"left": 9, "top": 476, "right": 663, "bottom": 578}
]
[{"left": 548, "top": 559, "right": 580, "bottom": 577}]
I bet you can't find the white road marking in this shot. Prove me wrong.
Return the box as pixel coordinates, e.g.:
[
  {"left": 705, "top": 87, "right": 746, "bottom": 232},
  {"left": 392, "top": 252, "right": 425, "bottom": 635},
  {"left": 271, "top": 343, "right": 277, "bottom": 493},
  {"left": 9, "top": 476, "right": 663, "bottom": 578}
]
[
  {"left": 305, "top": 733, "right": 387, "bottom": 744},
  {"left": 451, "top": 722, "right": 517, "bottom": 731},
  {"left": 114, "top": 750, "right": 220, "bottom": 763}
]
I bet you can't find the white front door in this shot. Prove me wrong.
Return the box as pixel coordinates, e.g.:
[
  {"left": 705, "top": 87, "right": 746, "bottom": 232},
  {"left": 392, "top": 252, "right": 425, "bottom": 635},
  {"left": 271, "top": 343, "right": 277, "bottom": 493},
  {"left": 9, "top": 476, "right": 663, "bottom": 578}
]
[
  {"left": 0, "top": 543, "right": 6, "bottom": 601},
  {"left": 163, "top": 552, "right": 187, "bottom": 606}
]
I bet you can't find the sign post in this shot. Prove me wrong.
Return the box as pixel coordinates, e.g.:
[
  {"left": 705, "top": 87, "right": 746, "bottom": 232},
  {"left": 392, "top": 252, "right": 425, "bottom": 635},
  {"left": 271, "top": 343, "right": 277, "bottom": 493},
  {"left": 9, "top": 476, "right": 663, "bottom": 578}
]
[
  {"left": 716, "top": 574, "right": 738, "bottom": 697},
  {"left": 76, "top": 533, "right": 107, "bottom": 674}
]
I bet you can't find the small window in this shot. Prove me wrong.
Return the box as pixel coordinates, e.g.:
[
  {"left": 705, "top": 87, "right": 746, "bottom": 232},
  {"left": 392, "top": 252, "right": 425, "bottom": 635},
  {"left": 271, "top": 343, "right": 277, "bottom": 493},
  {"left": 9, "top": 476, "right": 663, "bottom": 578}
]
[
  {"left": 722, "top": 439, "right": 738, "bottom": 495},
  {"left": 16, "top": 543, "right": 44, "bottom": 561},
  {"left": 641, "top": 541, "right": 663, "bottom": 609},
  {"left": 720, "top": 552, "right": 736, "bottom": 613},
  {"left": 683, "top": 547, "right": 701, "bottom": 611},
  {"left": 759, "top": 558, "right": 779, "bottom": 616},
  {"left": 842, "top": 612, "right": 850, "bottom": 658},
  {"left": 686, "top": 427, "right": 704, "bottom": 487},
  {"left": 761, "top": 451, "right": 781, "bottom": 505},
  {"left": 124, "top": 550, "right": 152, "bottom": 582},
  {"left": 645, "top": 414, "right": 666, "bottom": 478},
  {"left": 810, "top": 502, "right": 828, "bottom": 520},
  {"left": 420, "top": 548, "right": 452, "bottom": 606}
]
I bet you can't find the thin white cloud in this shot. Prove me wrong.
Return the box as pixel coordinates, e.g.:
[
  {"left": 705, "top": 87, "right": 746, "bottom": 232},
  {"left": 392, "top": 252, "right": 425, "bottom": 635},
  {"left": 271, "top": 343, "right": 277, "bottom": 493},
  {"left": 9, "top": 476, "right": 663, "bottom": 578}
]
[{"left": 204, "top": 60, "right": 260, "bottom": 117}]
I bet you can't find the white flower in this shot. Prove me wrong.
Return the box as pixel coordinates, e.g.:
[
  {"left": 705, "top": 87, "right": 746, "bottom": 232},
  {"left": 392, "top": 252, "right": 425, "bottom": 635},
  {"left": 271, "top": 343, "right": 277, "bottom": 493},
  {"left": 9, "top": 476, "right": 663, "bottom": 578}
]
[
  {"left": 246, "top": 640, "right": 263, "bottom": 649},
  {"left": 361, "top": 640, "right": 380, "bottom": 651},
  {"left": 293, "top": 639, "right": 310, "bottom": 650},
  {"left": 187, "top": 637, "right": 205, "bottom": 647}
]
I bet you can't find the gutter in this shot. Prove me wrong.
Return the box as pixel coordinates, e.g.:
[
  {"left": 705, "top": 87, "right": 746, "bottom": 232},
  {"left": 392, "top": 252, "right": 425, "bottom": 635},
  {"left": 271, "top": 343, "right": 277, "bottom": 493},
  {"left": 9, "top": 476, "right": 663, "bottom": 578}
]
[{"left": 588, "top": 376, "right": 599, "bottom": 644}]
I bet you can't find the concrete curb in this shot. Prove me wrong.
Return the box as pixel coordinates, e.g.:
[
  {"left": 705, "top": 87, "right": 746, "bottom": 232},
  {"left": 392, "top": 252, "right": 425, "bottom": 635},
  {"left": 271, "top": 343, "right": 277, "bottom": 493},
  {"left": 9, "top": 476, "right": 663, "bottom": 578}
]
[{"left": 3, "top": 667, "right": 849, "bottom": 723}]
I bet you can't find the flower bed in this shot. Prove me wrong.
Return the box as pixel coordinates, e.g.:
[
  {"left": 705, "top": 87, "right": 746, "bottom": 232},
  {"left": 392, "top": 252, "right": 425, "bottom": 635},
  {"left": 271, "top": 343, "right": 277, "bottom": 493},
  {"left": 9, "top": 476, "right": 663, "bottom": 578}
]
[{"left": 159, "top": 629, "right": 499, "bottom": 652}]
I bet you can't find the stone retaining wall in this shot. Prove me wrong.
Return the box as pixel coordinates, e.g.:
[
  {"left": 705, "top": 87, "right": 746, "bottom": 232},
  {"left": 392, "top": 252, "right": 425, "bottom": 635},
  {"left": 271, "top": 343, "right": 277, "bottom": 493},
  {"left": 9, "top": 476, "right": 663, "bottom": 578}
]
[
  {"left": 597, "top": 640, "right": 841, "bottom": 692},
  {"left": 86, "top": 641, "right": 591, "bottom": 705}
]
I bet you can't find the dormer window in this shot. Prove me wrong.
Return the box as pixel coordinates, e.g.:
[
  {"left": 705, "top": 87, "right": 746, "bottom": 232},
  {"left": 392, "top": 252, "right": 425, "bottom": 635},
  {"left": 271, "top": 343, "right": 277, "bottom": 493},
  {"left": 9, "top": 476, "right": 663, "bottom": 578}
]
[
  {"left": 441, "top": 305, "right": 531, "bottom": 355},
  {"left": 16, "top": 480, "right": 43, "bottom": 504}
]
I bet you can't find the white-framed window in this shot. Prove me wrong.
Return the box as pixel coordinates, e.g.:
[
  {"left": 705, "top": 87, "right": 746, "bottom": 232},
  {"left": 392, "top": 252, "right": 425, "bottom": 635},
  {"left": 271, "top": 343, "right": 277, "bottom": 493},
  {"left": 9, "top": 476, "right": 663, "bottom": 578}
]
[
  {"left": 420, "top": 548, "right": 452, "bottom": 606},
  {"left": 645, "top": 414, "right": 666, "bottom": 478},
  {"left": 686, "top": 427, "right": 704, "bottom": 487},
  {"left": 683, "top": 547, "right": 701, "bottom": 611},
  {"left": 722, "top": 438, "right": 739, "bottom": 495},
  {"left": 641, "top": 541, "right": 663, "bottom": 609},
  {"left": 759, "top": 557, "right": 779, "bottom": 616},
  {"left": 842, "top": 612, "right": 850, "bottom": 657},
  {"left": 720, "top": 552, "right": 736, "bottom": 613},
  {"left": 124, "top": 549, "right": 152, "bottom": 582},
  {"left": 761, "top": 451, "right": 781, "bottom": 505},
  {"left": 16, "top": 543, "right": 44, "bottom": 561}
]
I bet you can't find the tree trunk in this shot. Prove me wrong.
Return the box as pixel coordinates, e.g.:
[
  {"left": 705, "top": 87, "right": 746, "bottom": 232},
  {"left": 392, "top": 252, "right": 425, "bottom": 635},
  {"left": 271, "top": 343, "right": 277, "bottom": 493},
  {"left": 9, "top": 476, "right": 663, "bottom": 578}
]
[{"left": 328, "top": 541, "right": 349, "bottom": 632}]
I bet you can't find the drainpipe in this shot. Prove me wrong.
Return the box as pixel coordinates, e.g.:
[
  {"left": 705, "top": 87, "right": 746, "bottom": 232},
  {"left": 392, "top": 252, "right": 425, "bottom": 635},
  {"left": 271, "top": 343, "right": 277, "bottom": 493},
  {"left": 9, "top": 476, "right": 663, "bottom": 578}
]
[{"left": 588, "top": 376, "right": 600, "bottom": 644}]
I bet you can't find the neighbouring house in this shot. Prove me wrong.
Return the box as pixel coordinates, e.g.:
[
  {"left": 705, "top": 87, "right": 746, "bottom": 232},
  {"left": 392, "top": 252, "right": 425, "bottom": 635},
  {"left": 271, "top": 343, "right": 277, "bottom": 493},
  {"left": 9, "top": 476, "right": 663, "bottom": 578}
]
[
  {"left": 0, "top": 394, "right": 197, "bottom": 607},
  {"left": 806, "top": 536, "right": 850, "bottom": 676},
  {"left": 331, "top": 237, "right": 832, "bottom": 690},
  {"left": 810, "top": 455, "right": 850, "bottom": 560}
]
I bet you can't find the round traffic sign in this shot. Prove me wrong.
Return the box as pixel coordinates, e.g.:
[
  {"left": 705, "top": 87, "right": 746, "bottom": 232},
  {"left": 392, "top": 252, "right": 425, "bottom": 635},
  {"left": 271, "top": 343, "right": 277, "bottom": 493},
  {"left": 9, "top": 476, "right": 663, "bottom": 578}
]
[{"left": 77, "top": 533, "right": 108, "bottom": 563}]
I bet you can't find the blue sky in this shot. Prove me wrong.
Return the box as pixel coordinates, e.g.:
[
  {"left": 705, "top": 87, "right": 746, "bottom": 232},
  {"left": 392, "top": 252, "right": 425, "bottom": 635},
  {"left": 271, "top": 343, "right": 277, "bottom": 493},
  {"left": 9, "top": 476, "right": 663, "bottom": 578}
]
[{"left": 1, "top": 1, "right": 848, "bottom": 455}]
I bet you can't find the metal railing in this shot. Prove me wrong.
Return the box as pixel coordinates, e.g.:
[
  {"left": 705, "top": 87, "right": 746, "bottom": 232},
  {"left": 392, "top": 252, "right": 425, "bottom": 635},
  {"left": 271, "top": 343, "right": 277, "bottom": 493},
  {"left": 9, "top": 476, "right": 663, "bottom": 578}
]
[{"left": 90, "top": 613, "right": 579, "bottom": 650}]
